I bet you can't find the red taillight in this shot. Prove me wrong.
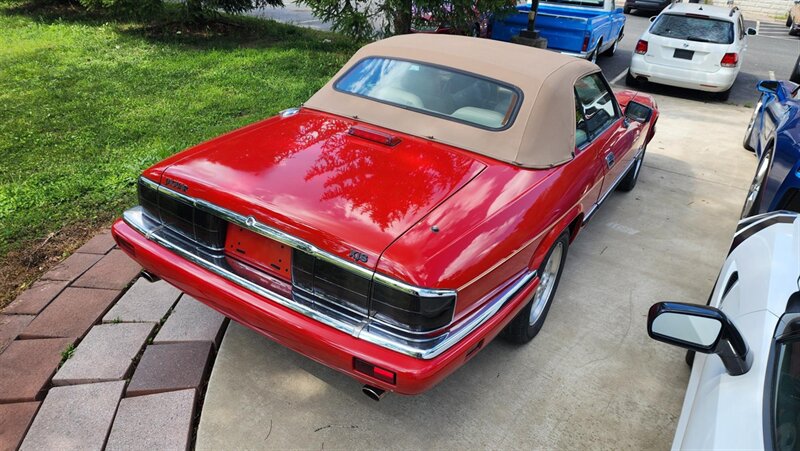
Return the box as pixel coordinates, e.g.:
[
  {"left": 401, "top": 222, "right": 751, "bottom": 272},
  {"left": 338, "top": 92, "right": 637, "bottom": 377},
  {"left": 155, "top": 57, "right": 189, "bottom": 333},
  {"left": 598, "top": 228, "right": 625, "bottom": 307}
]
[
  {"left": 721, "top": 52, "right": 738, "bottom": 68},
  {"left": 353, "top": 358, "right": 396, "bottom": 384},
  {"left": 582, "top": 34, "right": 590, "bottom": 52},
  {"left": 635, "top": 40, "right": 648, "bottom": 55},
  {"left": 348, "top": 125, "right": 400, "bottom": 147}
]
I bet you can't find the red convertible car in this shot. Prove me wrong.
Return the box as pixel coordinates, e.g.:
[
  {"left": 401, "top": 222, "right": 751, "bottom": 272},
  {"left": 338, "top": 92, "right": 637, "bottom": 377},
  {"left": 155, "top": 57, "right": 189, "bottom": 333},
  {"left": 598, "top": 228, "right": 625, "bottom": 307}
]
[{"left": 112, "top": 34, "right": 658, "bottom": 399}]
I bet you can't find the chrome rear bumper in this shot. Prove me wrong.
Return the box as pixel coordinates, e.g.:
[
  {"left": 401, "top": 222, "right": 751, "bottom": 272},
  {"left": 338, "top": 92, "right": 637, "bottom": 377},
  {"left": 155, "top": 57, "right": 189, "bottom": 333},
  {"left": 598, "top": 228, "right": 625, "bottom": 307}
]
[{"left": 124, "top": 206, "right": 536, "bottom": 360}]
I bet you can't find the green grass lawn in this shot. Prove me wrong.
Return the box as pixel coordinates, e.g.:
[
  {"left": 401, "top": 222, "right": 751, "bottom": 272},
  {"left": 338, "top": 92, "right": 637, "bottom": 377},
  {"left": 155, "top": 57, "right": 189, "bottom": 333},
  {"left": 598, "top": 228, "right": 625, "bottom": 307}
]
[{"left": 0, "top": 1, "right": 359, "bottom": 304}]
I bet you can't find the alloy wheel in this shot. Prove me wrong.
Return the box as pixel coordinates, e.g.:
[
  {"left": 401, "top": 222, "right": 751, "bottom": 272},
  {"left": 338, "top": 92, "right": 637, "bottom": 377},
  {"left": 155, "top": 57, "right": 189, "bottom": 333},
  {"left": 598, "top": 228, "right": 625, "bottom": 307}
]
[
  {"left": 743, "top": 99, "right": 762, "bottom": 150},
  {"left": 741, "top": 150, "right": 772, "bottom": 218},
  {"left": 529, "top": 242, "right": 564, "bottom": 325}
]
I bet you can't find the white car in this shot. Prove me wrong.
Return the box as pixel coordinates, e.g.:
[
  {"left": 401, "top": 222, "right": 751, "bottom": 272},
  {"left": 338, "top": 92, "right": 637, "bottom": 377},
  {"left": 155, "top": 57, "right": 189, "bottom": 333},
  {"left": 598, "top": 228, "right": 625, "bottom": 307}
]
[
  {"left": 627, "top": 3, "right": 756, "bottom": 100},
  {"left": 648, "top": 211, "right": 800, "bottom": 450}
]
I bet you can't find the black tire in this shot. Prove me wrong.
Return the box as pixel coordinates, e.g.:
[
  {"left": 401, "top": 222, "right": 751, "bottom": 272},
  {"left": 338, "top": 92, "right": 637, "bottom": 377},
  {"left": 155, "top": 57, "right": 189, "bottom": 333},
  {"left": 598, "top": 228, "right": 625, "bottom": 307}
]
[
  {"left": 617, "top": 147, "right": 646, "bottom": 192},
  {"left": 742, "top": 98, "right": 761, "bottom": 152},
  {"left": 625, "top": 70, "right": 640, "bottom": 87},
  {"left": 624, "top": 6, "right": 632, "bottom": 13},
  {"left": 716, "top": 87, "right": 732, "bottom": 102},
  {"left": 602, "top": 33, "right": 621, "bottom": 57},
  {"left": 685, "top": 350, "right": 695, "bottom": 367},
  {"left": 502, "top": 232, "right": 570, "bottom": 344},
  {"left": 791, "top": 54, "right": 800, "bottom": 84}
]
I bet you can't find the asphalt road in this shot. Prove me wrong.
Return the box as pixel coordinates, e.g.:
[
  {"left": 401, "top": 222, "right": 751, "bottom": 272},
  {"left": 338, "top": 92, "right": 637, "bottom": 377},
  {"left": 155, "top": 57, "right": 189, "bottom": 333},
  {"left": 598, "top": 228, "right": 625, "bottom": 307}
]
[{"left": 597, "top": 12, "right": 799, "bottom": 106}]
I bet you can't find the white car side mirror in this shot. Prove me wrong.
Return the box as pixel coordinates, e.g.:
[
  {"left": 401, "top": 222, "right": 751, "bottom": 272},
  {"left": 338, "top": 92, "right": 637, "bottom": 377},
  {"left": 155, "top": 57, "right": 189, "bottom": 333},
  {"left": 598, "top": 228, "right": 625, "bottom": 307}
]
[{"left": 648, "top": 302, "right": 752, "bottom": 376}]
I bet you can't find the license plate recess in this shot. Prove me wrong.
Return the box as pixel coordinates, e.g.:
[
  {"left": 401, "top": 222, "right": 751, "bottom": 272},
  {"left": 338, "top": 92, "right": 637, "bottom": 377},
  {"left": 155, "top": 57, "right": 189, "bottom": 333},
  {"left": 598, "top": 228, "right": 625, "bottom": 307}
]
[{"left": 224, "top": 225, "right": 292, "bottom": 282}]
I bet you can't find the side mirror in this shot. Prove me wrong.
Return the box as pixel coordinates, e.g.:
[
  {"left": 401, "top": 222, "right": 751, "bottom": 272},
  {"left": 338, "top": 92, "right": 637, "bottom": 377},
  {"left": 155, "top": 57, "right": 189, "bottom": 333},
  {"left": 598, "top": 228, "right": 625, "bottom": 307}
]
[
  {"left": 757, "top": 80, "right": 787, "bottom": 101},
  {"left": 648, "top": 302, "right": 752, "bottom": 376},
  {"left": 757, "top": 80, "right": 779, "bottom": 94},
  {"left": 746, "top": 27, "right": 757, "bottom": 36},
  {"left": 624, "top": 101, "right": 653, "bottom": 123},
  {"left": 649, "top": 15, "right": 657, "bottom": 23}
]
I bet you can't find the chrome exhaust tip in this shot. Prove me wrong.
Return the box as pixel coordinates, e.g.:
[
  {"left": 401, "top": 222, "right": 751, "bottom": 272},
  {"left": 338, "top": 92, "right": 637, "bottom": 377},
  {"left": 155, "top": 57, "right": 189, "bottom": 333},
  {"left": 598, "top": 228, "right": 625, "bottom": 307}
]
[
  {"left": 362, "top": 385, "right": 387, "bottom": 401},
  {"left": 140, "top": 270, "right": 161, "bottom": 283}
]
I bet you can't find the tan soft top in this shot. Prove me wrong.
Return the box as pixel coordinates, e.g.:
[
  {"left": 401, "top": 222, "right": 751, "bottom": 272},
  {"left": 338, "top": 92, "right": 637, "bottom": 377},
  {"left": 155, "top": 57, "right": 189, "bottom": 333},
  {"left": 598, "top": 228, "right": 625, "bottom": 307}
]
[{"left": 304, "top": 34, "right": 599, "bottom": 168}]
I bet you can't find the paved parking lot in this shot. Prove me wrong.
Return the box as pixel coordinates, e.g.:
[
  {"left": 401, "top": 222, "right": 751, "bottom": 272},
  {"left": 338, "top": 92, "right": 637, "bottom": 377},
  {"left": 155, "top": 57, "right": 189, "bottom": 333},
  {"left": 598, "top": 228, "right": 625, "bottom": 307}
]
[
  {"left": 195, "top": 8, "right": 797, "bottom": 450},
  {"left": 597, "top": 13, "right": 797, "bottom": 105}
]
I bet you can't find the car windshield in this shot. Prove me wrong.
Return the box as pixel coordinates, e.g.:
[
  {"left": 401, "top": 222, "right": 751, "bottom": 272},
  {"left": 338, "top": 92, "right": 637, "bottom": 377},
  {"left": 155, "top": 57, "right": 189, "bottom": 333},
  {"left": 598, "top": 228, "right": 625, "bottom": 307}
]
[
  {"left": 334, "top": 57, "right": 520, "bottom": 130},
  {"left": 542, "top": 0, "right": 604, "bottom": 7},
  {"left": 650, "top": 14, "right": 734, "bottom": 44}
]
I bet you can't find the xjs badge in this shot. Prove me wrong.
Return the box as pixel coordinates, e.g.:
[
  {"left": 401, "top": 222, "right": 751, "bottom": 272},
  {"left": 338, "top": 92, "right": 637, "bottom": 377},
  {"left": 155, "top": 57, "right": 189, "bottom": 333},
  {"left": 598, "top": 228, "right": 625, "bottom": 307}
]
[{"left": 349, "top": 249, "right": 368, "bottom": 263}]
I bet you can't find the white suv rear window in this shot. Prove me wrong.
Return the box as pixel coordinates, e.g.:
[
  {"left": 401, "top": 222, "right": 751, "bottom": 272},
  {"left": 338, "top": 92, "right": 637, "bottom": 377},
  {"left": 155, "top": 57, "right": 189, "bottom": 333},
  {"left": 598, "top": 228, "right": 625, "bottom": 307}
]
[{"left": 651, "top": 14, "right": 734, "bottom": 44}]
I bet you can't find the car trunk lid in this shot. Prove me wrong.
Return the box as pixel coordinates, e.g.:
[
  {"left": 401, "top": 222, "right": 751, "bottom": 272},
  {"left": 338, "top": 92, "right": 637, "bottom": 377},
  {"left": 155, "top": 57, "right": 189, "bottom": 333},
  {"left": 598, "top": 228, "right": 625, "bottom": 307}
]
[{"left": 158, "top": 108, "right": 486, "bottom": 271}]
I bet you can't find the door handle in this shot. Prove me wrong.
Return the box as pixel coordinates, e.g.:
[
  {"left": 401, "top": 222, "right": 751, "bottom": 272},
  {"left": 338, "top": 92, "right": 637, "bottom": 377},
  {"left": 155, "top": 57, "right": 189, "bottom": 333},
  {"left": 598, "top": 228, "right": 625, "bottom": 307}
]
[{"left": 605, "top": 153, "right": 615, "bottom": 168}]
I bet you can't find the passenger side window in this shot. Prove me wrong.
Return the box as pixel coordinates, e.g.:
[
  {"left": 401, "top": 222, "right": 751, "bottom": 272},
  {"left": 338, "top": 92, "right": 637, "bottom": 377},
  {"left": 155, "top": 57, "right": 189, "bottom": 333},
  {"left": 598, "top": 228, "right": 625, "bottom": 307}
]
[
  {"left": 575, "top": 94, "right": 589, "bottom": 148},
  {"left": 574, "top": 73, "right": 620, "bottom": 141}
]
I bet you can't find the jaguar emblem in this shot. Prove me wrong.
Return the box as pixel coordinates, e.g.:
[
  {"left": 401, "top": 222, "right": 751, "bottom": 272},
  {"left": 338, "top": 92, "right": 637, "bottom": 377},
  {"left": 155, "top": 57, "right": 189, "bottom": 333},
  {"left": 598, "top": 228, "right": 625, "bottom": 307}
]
[{"left": 165, "top": 178, "right": 188, "bottom": 193}]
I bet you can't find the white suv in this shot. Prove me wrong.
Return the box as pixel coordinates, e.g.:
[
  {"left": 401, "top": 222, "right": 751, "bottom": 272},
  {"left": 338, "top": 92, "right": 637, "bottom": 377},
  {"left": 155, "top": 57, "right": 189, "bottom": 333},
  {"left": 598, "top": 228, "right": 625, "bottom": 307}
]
[{"left": 626, "top": 3, "right": 756, "bottom": 100}]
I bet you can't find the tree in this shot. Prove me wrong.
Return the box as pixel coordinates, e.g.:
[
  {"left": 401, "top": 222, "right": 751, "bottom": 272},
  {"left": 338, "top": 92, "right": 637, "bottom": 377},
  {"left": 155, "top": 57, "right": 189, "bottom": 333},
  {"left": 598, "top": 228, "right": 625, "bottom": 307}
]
[{"left": 296, "top": 0, "right": 514, "bottom": 40}]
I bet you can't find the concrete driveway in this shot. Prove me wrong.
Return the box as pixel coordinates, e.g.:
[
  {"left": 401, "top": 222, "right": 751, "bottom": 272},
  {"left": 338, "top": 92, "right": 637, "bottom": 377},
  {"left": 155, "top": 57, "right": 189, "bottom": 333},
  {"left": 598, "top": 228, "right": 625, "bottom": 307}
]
[{"left": 196, "top": 92, "right": 757, "bottom": 449}]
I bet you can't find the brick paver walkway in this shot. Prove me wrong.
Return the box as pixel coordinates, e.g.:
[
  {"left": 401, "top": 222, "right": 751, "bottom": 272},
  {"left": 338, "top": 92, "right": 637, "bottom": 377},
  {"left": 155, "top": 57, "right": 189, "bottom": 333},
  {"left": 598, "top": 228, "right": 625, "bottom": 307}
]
[{"left": 0, "top": 229, "right": 227, "bottom": 450}]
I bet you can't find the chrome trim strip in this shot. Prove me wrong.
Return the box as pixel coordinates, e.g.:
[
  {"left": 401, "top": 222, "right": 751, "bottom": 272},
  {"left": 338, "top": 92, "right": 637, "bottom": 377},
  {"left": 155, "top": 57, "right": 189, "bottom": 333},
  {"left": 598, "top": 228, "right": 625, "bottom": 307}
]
[
  {"left": 123, "top": 206, "right": 537, "bottom": 360},
  {"left": 140, "top": 177, "right": 453, "bottom": 296},
  {"left": 372, "top": 273, "right": 458, "bottom": 298},
  {"left": 124, "top": 207, "right": 357, "bottom": 337},
  {"left": 536, "top": 12, "right": 590, "bottom": 23},
  {"left": 139, "top": 176, "right": 160, "bottom": 191},
  {"left": 360, "top": 270, "right": 537, "bottom": 359},
  {"left": 583, "top": 146, "right": 644, "bottom": 224},
  {"left": 559, "top": 49, "right": 592, "bottom": 59}
]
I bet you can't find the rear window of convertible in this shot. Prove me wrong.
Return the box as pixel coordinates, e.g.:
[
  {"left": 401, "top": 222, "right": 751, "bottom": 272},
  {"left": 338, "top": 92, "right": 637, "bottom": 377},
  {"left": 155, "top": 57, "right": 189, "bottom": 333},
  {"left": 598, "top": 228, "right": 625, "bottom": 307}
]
[{"left": 334, "top": 57, "right": 521, "bottom": 130}]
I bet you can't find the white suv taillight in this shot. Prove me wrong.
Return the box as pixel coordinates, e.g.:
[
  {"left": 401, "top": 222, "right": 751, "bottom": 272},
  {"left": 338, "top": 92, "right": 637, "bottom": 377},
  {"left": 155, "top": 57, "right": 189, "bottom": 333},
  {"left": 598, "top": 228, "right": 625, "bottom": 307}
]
[
  {"left": 635, "top": 40, "right": 648, "bottom": 55},
  {"left": 721, "top": 53, "right": 739, "bottom": 68}
]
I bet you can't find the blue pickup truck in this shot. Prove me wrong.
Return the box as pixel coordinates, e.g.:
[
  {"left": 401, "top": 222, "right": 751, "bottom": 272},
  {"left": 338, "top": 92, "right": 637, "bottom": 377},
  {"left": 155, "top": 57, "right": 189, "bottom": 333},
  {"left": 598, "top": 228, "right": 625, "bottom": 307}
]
[{"left": 491, "top": 0, "right": 626, "bottom": 63}]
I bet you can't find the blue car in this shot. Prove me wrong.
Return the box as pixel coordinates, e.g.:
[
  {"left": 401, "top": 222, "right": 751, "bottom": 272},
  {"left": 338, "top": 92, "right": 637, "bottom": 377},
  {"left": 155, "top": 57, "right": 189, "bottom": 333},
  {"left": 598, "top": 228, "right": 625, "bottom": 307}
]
[{"left": 741, "top": 80, "right": 800, "bottom": 217}]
